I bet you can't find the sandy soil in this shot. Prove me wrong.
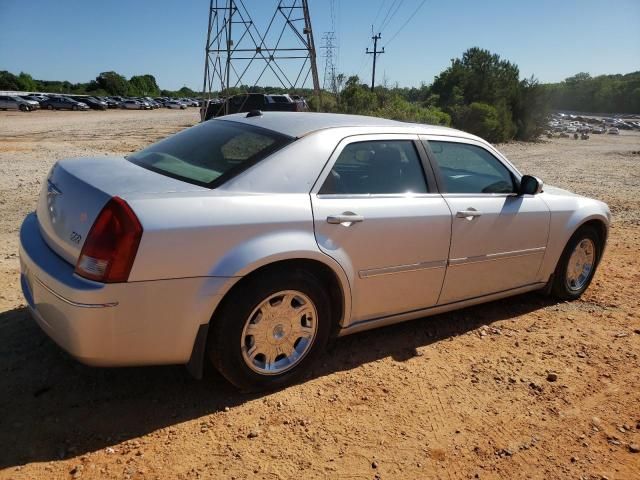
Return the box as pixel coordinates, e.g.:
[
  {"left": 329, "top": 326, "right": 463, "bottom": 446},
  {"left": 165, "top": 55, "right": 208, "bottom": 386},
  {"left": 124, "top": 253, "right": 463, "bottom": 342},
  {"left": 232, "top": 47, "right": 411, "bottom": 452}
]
[{"left": 1, "top": 109, "right": 639, "bottom": 480}]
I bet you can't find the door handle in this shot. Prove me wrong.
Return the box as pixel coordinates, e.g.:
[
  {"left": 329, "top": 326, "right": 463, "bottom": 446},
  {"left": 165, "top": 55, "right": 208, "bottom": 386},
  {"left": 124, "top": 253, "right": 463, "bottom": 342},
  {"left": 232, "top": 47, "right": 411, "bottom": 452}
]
[
  {"left": 326, "top": 213, "right": 365, "bottom": 225},
  {"left": 456, "top": 209, "right": 482, "bottom": 219}
]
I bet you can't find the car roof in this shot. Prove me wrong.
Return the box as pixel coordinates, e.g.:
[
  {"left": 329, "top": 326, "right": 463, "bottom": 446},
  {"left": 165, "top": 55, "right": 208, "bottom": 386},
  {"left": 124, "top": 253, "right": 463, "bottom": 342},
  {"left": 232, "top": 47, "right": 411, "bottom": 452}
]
[{"left": 218, "top": 111, "right": 473, "bottom": 139}]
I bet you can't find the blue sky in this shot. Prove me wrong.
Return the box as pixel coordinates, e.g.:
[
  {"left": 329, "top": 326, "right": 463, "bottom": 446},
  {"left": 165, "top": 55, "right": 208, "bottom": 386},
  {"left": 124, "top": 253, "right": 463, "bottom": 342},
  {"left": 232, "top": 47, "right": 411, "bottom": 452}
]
[{"left": 1, "top": 0, "right": 638, "bottom": 90}]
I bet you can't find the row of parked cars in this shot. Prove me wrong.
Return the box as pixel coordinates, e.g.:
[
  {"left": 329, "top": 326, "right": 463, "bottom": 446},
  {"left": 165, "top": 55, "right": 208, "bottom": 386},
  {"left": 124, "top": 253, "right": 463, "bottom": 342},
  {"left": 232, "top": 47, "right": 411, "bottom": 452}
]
[{"left": 0, "top": 93, "right": 203, "bottom": 112}]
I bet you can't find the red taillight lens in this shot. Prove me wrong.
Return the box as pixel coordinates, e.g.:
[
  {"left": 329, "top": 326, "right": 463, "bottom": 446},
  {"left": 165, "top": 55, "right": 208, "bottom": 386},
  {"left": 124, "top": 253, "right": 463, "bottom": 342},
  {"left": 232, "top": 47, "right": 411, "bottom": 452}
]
[{"left": 74, "top": 197, "right": 143, "bottom": 283}]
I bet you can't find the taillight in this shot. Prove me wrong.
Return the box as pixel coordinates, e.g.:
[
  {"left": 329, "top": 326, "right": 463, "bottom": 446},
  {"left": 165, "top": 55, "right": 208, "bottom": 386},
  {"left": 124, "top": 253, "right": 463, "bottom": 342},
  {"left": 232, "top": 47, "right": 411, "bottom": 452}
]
[{"left": 74, "top": 197, "right": 143, "bottom": 283}]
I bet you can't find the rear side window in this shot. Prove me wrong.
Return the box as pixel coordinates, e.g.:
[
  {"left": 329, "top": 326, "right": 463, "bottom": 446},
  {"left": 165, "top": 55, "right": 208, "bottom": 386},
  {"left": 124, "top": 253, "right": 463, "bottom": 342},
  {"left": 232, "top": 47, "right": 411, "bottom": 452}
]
[
  {"left": 320, "top": 140, "right": 428, "bottom": 195},
  {"left": 427, "top": 141, "right": 515, "bottom": 194},
  {"left": 128, "top": 121, "right": 293, "bottom": 188}
]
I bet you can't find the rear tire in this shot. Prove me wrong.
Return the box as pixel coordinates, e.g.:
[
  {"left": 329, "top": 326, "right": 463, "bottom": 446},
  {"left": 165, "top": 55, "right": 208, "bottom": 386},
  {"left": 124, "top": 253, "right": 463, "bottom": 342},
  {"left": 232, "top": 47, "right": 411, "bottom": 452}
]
[
  {"left": 208, "top": 269, "right": 331, "bottom": 392},
  {"left": 551, "top": 226, "right": 601, "bottom": 300},
  {"left": 47, "top": 104, "right": 54, "bottom": 111}
]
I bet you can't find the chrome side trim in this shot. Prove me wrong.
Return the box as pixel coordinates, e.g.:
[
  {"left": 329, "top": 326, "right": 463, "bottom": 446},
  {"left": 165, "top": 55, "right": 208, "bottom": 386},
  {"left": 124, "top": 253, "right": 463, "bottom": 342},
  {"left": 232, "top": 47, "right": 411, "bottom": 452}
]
[
  {"left": 359, "top": 260, "right": 447, "bottom": 278},
  {"left": 316, "top": 193, "right": 444, "bottom": 199},
  {"left": 34, "top": 276, "right": 119, "bottom": 308},
  {"left": 449, "top": 247, "right": 546, "bottom": 266},
  {"left": 339, "top": 282, "right": 546, "bottom": 336}
]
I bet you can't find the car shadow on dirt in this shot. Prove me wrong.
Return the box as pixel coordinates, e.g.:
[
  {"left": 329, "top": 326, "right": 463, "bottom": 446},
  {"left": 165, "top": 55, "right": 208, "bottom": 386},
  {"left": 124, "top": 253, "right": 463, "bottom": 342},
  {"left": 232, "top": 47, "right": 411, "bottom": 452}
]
[{"left": 0, "top": 292, "right": 556, "bottom": 468}]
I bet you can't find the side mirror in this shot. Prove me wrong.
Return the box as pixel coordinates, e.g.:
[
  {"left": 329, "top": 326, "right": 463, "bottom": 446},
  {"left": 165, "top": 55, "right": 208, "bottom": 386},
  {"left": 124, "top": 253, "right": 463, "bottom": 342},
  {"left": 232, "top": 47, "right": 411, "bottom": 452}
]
[{"left": 519, "top": 175, "right": 544, "bottom": 195}]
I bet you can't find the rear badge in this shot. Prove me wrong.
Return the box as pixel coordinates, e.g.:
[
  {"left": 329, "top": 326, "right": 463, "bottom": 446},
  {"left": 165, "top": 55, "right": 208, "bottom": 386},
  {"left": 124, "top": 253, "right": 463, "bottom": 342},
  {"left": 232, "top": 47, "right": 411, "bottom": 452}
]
[
  {"left": 70, "top": 231, "right": 82, "bottom": 244},
  {"left": 47, "top": 180, "right": 62, "bottom": 197}
]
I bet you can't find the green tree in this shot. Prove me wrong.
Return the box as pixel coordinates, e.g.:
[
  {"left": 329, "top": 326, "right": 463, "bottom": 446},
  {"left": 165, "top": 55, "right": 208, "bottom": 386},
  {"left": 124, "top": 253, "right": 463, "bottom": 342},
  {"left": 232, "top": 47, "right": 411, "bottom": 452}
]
[
  {"left": 17, "top": 72, "right": 37, "bottom": 91},
  {"left": 129, "top": 74, "right": 160, "bottom": 96},
  {"left": 96, "top": 71, "right": 129, "bottom": 95},
  {"left": 0, "top": 71, "right": 20, "bottom": 90},
  {"left": 451, "top": 102, "right": 504, "bottom": 143}
]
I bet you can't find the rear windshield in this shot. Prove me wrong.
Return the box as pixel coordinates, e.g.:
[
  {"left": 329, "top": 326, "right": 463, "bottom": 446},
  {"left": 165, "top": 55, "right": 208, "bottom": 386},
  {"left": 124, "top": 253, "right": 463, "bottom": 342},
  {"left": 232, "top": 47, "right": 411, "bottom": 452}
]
[{"left": 127, "top": 120, "right": 294, "bottom": 188}]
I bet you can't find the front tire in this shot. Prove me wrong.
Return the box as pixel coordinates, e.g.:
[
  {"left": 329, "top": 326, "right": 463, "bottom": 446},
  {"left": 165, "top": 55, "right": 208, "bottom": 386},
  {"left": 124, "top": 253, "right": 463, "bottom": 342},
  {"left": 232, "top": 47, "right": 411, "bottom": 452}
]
[
  {"left": 208, "top": 270, "right": 332, "bottom": 392},
  {"left": 551, "top": 226, "right": 601, "bottom": 300}
]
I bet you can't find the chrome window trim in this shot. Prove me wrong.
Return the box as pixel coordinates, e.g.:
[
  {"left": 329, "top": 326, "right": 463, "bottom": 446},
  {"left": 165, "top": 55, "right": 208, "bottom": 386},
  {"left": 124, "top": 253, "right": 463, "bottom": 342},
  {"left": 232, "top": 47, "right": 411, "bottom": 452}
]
[
  {"left": 316, "top": 192, "right": 444, "bottom": 200},
  {"left": 440, "top": 193, "right": 519, "bottom": 198}
]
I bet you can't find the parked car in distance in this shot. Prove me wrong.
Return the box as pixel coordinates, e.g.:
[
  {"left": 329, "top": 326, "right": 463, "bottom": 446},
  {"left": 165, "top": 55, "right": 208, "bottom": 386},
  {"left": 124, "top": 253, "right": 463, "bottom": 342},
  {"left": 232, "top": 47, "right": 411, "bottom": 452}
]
[
  {"left": 25, "top": 94, "right": 49, "bottom": 103},
  {"left": 17, "top": 96, "right": 40, "bottom": 110},
  {"left": 120, "top": 99, "right": 145, "bottom": 110},
  {"left": 607, "top": 127, "right": 620, "bottom": 135},
  {"left": 142, "top": 97, "right": 161, "bottom": 109},
  {"left": 202, "top": 93, "right": 308, "bottom": 120},
  {"left": 0, "top": 95, "right": 36, "bottom": 111},
  {"left": 136, "top": 99, "right": 153, "bottom": 110},
  {"left": 165, "top": 100, "right": 187, "bottom": 109},
  {"left": 69, "top": 96, "right": 107, "bottom": 110},
  {"left": 40, "top": 96, "right": 89, "bottom": 111},
  {"left": 99, "top": 97, "right": 120, "bottom": 108},
  {"left": 19, "top": 96, "right": 43, "bottom": 109},
  {"left": 181, "top": 98, "right": 199, "bottom": 107},
  {"left": 19, "top": 112, "right": 610, "bottom": 392}
]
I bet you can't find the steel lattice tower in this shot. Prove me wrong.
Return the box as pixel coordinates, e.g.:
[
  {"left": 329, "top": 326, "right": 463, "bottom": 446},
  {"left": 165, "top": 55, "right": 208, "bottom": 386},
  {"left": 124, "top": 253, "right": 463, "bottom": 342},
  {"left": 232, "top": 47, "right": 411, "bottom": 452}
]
[
  {"left": 201, "top": 0, "right": 320, "bottom": 117},
  {"left": 320, "top": 32, "right": 337, "bottom": 93}
]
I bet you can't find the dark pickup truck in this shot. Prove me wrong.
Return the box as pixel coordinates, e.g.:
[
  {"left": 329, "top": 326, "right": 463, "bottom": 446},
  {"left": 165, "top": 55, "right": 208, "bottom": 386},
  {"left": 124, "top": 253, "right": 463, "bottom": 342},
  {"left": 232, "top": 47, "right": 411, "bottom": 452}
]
[{"left": 201, "top": 93, "right": 308, "bottom": 121}]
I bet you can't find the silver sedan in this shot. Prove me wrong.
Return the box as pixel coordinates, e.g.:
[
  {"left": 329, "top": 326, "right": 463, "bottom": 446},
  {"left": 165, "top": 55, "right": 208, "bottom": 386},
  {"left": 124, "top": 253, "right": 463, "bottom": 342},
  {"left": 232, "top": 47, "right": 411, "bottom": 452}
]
[{"left": 19, "top": 112, "right": 610, "bottom": 391}]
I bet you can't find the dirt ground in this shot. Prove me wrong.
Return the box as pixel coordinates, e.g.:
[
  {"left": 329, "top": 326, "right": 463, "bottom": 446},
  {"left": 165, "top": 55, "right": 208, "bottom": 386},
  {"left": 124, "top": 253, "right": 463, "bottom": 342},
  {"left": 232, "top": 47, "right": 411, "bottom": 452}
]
[{"left": 1, "top": 109, "right": 639, "bottom": 480}]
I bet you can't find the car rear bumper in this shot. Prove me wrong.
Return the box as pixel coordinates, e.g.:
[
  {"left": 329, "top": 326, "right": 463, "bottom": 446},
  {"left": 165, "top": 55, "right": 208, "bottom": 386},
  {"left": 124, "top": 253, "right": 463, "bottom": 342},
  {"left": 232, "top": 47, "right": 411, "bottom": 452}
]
[{"left": 19, "top": 213, "right": 236, "bottom": 367}]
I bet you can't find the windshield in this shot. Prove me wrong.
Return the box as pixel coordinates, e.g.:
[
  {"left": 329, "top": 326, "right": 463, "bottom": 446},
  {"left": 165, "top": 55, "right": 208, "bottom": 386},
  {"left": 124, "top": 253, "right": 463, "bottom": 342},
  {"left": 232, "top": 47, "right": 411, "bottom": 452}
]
[{"left": 128, "top": 120, "right": 294, "bottom": 188}]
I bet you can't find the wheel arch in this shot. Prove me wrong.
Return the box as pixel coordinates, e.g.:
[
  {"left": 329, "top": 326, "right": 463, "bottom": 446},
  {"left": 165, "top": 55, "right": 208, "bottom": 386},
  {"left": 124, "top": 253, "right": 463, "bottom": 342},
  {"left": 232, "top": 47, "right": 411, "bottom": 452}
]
[
  {"left": 186, "top": 255, "right": 351, "bottom": 379},
  {"left": 539, "top": 208, "right": 610, "bottom": 283}
]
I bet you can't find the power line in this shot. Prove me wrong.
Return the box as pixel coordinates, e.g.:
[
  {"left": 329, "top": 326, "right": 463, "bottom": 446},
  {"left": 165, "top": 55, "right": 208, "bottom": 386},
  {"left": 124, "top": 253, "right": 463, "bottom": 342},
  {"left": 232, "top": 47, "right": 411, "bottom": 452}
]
[
  {"left": 376, "top": 0, "right": 400, "bottom": 32},
  {"left": 371, "top": 0, "right": 387, "bottom": 29},
  {"left": 383, "top": 0, "right": 427, "bottom": 47},
  {"left": 379, "top": 0, "right": 405, "bottom": 33}
]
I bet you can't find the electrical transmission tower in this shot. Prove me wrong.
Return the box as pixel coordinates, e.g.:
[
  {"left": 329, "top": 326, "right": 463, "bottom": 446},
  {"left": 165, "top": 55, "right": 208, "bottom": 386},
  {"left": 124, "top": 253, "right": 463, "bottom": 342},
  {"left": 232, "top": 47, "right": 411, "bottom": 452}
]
[
  {"left": 320, "top": 32, "right": 337, "bottom": 92},
  {"left": 201, "top": 0, "right": 320, "bottom": 118},
  {"left": 366, "top": 31, "right": 384, "bottom": 92}
]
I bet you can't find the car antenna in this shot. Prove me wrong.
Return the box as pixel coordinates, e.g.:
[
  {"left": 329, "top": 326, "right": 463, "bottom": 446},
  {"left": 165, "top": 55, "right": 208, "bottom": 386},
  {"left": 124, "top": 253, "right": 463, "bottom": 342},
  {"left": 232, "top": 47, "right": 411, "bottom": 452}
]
[{"left": 246, "top": 110, "right": 263, "bottom": 118}]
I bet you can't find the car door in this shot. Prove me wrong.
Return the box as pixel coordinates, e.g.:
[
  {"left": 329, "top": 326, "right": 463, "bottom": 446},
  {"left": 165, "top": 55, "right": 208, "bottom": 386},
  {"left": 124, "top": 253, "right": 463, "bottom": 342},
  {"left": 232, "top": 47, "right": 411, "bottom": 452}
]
[
  {"left": 422, "top": 136, "right": 550, "bottom": 304},
  {"left": 311, "top": 134, "right": 452, "bottom": 323},
  {"left": 0, "top": 96, "right": 7, "bottom": 109}
]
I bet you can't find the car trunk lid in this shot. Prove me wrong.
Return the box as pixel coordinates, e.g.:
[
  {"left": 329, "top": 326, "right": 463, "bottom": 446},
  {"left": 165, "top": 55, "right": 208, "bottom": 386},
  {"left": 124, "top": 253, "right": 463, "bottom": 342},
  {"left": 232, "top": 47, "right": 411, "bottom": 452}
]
[{"left": 37, "top": 156, "right": 206, "bottom": 265}]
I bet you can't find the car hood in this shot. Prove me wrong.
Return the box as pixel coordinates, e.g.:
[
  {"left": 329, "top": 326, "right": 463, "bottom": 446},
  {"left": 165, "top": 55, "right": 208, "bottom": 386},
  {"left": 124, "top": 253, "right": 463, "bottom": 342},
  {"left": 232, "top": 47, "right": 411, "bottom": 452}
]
[{"left": 542, "top": 185, "right": 579, "bottom": 197}]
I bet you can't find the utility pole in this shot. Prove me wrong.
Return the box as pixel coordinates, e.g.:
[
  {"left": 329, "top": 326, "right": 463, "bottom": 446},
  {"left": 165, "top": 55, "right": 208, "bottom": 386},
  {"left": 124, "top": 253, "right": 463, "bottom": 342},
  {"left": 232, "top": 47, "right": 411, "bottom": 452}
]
[{"left": 366, "top": 32, "right": 384, "bottom": 92}]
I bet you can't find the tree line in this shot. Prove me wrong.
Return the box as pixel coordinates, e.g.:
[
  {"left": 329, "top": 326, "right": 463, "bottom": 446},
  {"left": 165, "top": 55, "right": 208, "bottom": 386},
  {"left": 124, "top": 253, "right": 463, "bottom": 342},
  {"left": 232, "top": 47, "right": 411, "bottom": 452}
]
[
  {"left": 2, "top": 48, "right": 638, "bottom": 142},
  {"left": 542, "top": 71, "right": 640, "bottom": 115},
  {"left": 0, "top": 70, "right": 197, "bottom": 98}
]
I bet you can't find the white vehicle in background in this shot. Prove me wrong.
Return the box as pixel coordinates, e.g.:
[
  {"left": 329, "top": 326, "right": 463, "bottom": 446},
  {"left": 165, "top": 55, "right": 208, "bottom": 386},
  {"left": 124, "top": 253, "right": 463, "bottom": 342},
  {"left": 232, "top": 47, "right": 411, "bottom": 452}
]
[
  {"left": 165, "top": 100, "right": 187, "bottom": 109},
  {"left": 607, "top": 127, "right": 619, "bottom": 135},
  {"left": 121, "top": 100, "right": 145, "bottom": 110}
]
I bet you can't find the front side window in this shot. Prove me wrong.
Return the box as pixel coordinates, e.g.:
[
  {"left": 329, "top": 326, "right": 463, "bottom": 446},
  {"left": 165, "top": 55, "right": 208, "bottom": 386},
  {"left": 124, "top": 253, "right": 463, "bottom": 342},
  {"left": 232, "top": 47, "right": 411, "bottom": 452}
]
[
  {"left": 320, "top": 140, "right": 428, "bottom": 195},
  {"left": 128, "top": 120, "right": 293, "bottom": 188},
  {"left": 427, "top": 141, "right": 515, "bottom": 194}
]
